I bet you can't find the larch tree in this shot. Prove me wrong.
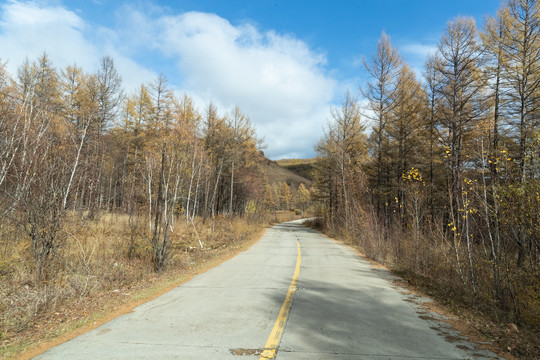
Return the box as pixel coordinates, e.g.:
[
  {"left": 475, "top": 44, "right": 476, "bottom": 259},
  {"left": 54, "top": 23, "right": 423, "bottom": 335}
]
[
  {"left": 96, "top": 56, "right": 123, "bottom": 133},
  {"left": 494, "top": 0, "right": 540, "bottom": 268},
  {"left": 387, "top": 64, "right": 427, "bottom": 223},
  {"left": 362, "top": 32, "right": 402, "bottom": 214},
  {"left": 423, "top": 54, "right": 445, "bottom": 218},
  {"left": 498, "top": 0, "right": 540, "bottom": 182},
  {"left": 315, "top": 91, "right": 367, "bottom": 229},
  {"left": 435, "top": 16, "right": 488, "bottom": 290},
  {"left": 482, "top": 13, "right": 508, "bottom": 171},
  {"left": 227, "top": 106, "right": 259, "bottom": 216}
]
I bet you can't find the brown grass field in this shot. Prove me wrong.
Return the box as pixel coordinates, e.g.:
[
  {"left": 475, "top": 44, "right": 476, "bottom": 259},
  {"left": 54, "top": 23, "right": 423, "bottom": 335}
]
[{"left": 0, "top": 211, "right": 302, "bottom": 359}]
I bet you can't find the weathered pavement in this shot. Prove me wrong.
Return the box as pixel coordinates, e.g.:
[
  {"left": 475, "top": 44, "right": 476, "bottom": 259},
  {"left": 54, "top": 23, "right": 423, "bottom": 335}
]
[{"left": 34, "top": 220, "right": 501, "bottom": 359}]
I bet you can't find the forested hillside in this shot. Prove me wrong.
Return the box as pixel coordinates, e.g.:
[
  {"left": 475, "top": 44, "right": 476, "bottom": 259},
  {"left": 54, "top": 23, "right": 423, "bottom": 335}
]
[
  {"left": 313, "top": 1, "right": 539, "bottom": 355},
  {"left": 277, "top": 158, "right": 317, "bottom": 181}
]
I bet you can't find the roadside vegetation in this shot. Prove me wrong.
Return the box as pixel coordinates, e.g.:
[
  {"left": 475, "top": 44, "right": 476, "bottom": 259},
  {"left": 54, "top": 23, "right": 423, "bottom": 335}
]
[
  {"left": 1, "top": 0, "right": 538, "bottom": 359},
  {"left": 1, "top": 211, "right": 304, "bottom": 359},
  {"left": 0, "top": 54, "right": 311, "bottom": 358},
  {"left": 312, "top": 1, "right": 539, "bottom": 358}
]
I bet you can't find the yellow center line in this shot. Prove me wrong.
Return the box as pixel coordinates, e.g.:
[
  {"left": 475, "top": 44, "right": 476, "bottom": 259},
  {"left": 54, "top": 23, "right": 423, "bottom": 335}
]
[{"left": 259, "top": 240, "right": 302, "bottom": 360}]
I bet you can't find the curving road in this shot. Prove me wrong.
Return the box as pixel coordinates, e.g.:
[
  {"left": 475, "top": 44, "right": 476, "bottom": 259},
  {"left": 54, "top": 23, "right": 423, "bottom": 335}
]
[{"left": 34, "top": 220, "right": 500, "bottom": 359}]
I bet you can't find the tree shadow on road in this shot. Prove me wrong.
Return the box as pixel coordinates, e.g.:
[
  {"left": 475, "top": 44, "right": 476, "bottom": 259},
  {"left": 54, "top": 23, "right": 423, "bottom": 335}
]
[{"left": 261, "top": 222, "right": 501, "bottom": 359}]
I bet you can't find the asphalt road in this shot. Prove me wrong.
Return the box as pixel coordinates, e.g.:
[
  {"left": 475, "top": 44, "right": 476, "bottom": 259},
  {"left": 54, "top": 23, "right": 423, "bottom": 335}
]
[{"left": 34, "top": 220, "right": 500, "bottom": 359}]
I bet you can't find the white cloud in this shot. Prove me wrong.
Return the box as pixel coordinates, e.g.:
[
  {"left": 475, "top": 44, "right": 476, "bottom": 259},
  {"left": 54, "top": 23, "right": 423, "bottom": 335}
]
[
  {"left": 149, "top": 11, "right": 336, "bottom": 158},
  {"left": 401, "top": 43, "right": 438, "bottom": 58},
  {"left": 0, "top": 1, "right": 155, "bottom": 91},
  {"left": 0, "top": 0, "right": 96, "bottom": 71},
  {"left": 0, "top": 2, "right": 338, "bottom": 159}
]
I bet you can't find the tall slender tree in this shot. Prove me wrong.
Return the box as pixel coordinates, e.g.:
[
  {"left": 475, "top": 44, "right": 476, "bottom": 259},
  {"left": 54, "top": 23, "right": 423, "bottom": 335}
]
[
  {"left": 499, "top": 0, "right": 540, "bottom": 182},
  {"left": 387, "top": 64, "right": 426, "bottom": 222},
  {"left": 315, "top": 92, "right": 367, "bottom": 228},
  {"left": 363, "top": 32, "right": 402, "bottom": 214}
]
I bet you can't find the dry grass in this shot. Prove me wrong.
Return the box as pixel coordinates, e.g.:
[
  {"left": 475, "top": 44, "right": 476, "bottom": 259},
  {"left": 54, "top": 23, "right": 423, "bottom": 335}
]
[
  {"left": 309, "top": 213, "right": 540, "bottom": 360},
  {"left": 0, "top": 211, "right": 302, "bottom": 359}
]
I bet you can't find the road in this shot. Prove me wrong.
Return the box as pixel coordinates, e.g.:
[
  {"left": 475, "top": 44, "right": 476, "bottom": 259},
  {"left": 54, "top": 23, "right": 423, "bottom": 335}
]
[{"left": 34, "top": 220, "right": 500, "bottom": 359}]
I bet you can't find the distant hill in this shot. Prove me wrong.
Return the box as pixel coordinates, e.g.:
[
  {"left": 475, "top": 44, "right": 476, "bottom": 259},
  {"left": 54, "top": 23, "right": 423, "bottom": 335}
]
[
  {"left": 262, "top": 158, "right": 312, "bottom": 188},
  {"left": 276, "top": 158, "right": 317, "bottom": 182}
]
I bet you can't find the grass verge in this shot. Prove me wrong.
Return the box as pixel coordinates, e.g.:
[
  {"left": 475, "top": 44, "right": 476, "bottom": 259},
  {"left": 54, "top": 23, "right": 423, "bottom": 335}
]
[
  {"left": 1, "top": 211, "right": 302, "bottom": 360},
  {"left": 303, "top": 218, "right": 538, "bottom": 360}
]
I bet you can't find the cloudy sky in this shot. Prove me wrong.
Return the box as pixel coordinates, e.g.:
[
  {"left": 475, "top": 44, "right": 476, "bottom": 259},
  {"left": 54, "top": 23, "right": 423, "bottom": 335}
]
[{"left": 0, "top": 0, "right": 500, "bottom": 159}]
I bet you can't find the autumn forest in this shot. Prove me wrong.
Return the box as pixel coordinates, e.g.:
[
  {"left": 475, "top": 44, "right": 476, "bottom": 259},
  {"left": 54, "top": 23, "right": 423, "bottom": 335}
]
[
  {"left": 0, "top": 0, "right": 539, "bottom": 358},
  {"left": 314, "top": 0, "right": 540, "bottom": 346}
]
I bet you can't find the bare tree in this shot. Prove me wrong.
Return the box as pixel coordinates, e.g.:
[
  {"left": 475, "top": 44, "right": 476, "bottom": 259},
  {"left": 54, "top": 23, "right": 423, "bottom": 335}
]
[{"left": 96, "top": 56, "right": 123, "bottom": 132}]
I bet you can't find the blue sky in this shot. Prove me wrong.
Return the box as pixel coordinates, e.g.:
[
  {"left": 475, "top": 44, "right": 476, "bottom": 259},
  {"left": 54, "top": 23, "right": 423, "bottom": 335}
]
[{"left": 0, "top": 0, "right": 501, "bottom": 159}]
